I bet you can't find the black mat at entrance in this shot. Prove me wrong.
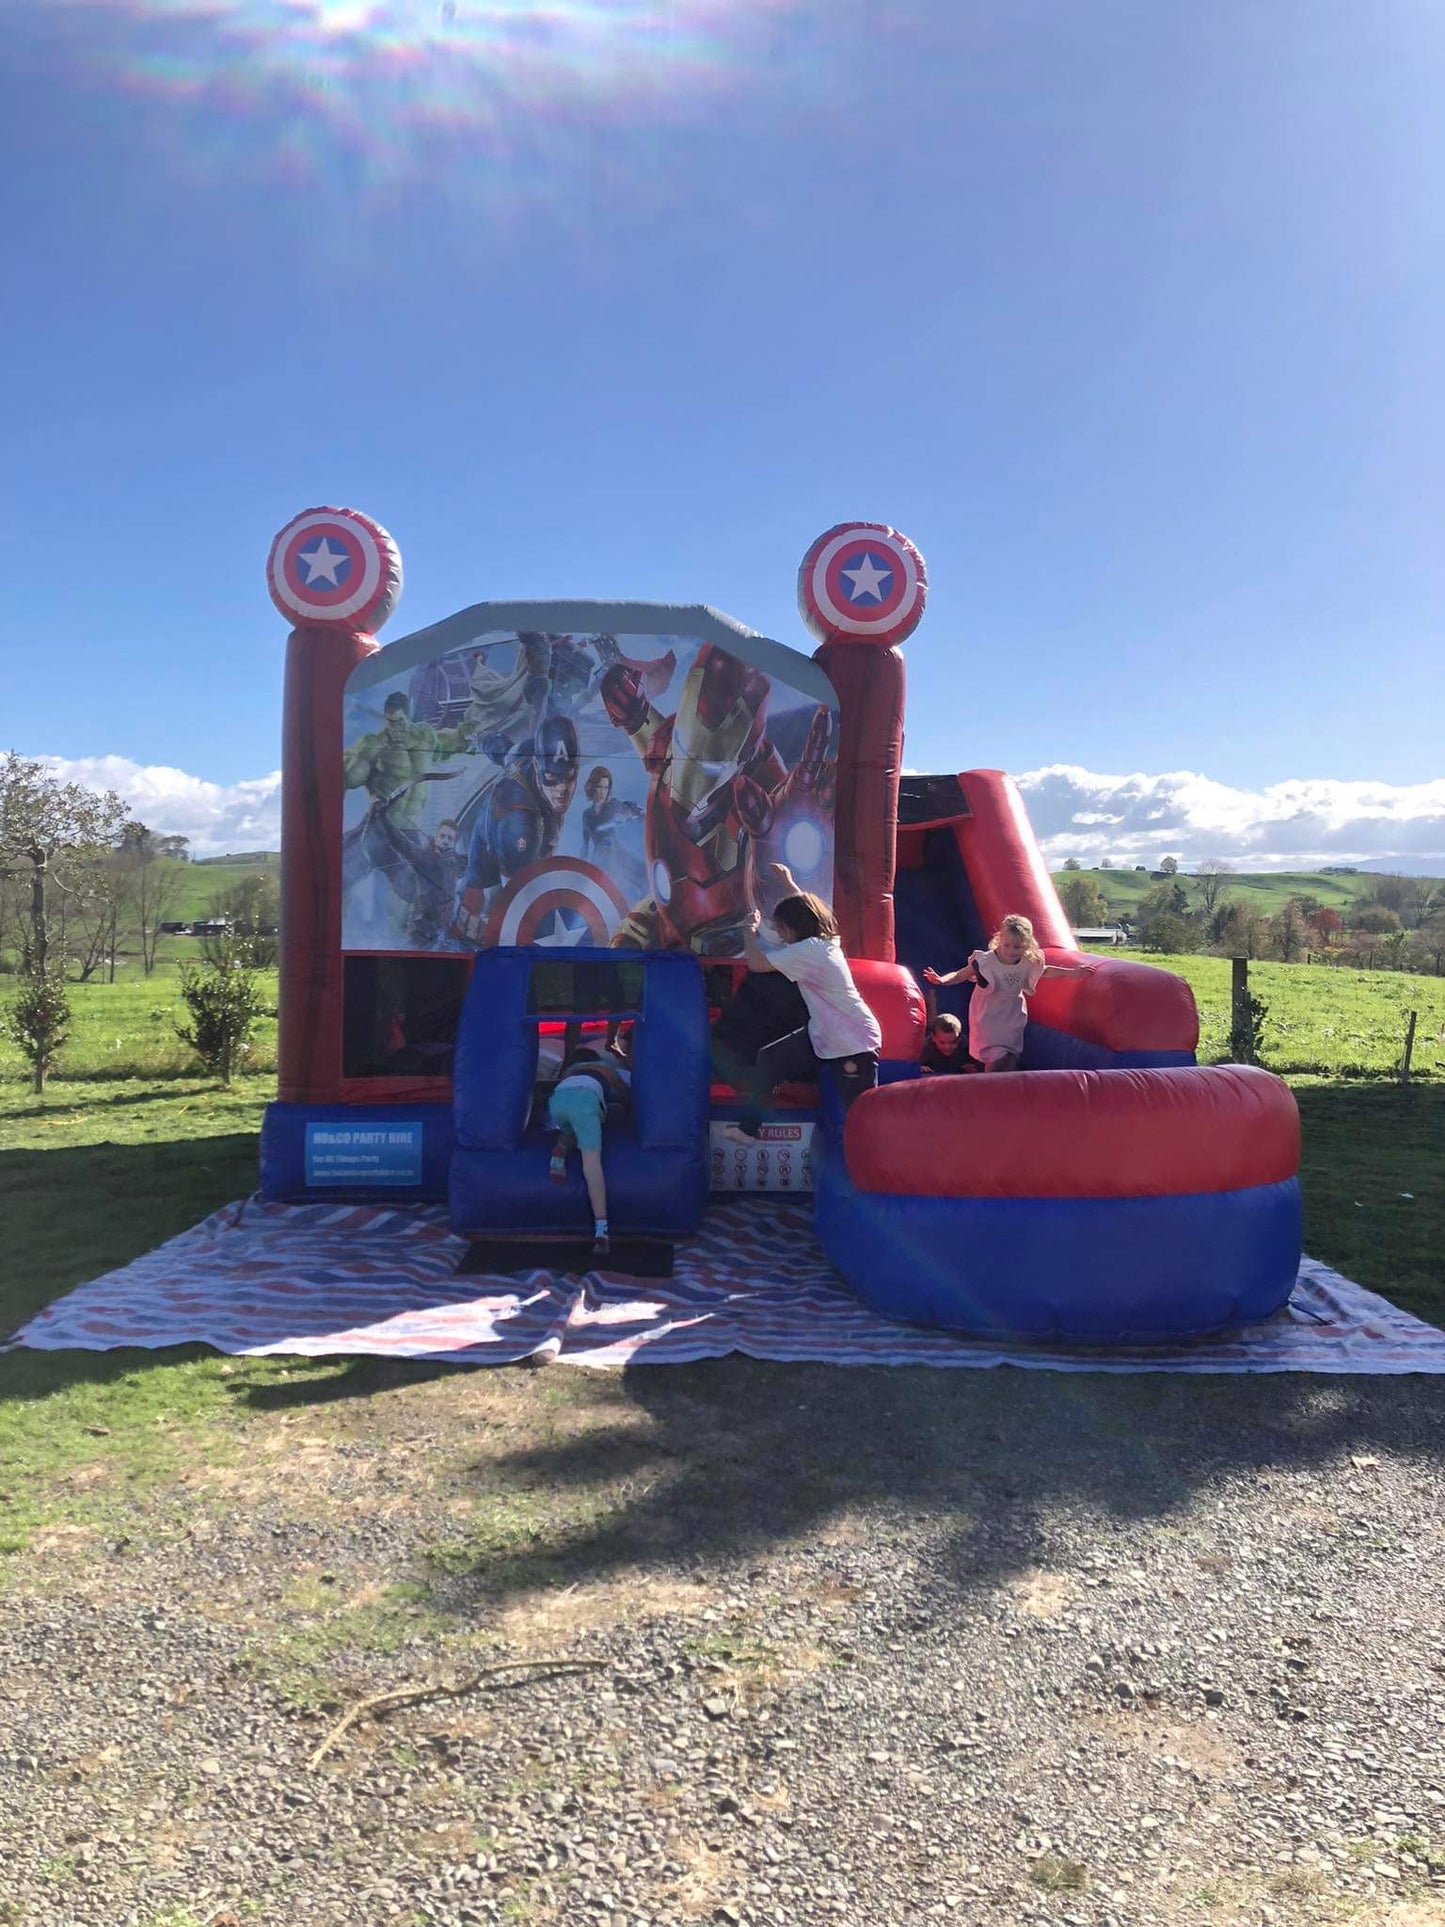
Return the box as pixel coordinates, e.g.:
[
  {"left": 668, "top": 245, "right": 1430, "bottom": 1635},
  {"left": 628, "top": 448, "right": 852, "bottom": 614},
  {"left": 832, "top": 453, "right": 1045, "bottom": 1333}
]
[{"left": 456, "top": 1238, "right": 676, "bottom": 1279}]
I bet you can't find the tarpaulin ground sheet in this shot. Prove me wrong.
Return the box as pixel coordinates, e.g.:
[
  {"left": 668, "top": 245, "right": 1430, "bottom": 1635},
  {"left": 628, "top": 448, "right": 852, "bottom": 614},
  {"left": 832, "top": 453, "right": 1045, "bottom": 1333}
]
[{"left": 10, "top": 1196, "right": 1445, "bottom": 1375}]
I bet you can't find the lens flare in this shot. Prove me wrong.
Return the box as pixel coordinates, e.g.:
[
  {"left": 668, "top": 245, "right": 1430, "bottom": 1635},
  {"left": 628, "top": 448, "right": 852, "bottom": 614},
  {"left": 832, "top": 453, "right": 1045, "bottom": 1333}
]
[{"left": 25, "top": 0, "right": 826, "bottom": 202}]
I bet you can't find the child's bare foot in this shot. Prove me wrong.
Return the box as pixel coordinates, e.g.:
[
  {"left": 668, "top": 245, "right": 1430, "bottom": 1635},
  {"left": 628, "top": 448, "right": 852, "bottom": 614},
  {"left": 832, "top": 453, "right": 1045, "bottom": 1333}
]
[{"left": 720, "top": 1124, "right": 759, "bottom": 1149}]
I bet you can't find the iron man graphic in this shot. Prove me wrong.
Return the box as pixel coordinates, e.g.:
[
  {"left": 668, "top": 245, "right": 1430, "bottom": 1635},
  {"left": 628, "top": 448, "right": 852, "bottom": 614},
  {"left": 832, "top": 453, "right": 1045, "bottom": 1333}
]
[{"left": 600, "top": 644, "right": 835, "bottom": 955}]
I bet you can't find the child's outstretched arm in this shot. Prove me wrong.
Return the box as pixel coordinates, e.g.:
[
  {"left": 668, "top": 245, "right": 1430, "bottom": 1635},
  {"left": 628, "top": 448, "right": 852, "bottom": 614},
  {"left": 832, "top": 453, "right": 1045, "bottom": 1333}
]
[
  {"left": 741, "top": 909, "right": 777, "bottom": 974},
  {"left": 1040, "top": 962, "right": 1092, "bottom": 978},
  {"left": 923, "top": 962, "right": 980, "bottom": 987}
]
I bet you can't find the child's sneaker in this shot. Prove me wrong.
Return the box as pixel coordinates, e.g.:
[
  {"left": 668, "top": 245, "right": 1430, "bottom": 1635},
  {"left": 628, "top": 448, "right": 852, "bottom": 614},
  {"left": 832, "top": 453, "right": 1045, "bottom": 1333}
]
[
  {"left": 549, "top": 1140, "right": 569, "bottom": 1183},
  {"left": 591, "top": 1230, "right": 610, "bottom": 1262}
]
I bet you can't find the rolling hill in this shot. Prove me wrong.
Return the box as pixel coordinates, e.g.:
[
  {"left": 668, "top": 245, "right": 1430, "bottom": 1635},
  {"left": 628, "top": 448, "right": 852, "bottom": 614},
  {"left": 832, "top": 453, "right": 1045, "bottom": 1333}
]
[{"left": 1048, "top": 867, "right": 1440, "bottom": 919}]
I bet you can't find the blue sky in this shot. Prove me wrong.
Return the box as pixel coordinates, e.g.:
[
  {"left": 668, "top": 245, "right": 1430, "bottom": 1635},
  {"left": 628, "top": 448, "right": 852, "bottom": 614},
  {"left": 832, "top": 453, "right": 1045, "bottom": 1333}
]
[{"left": 0, "top": 0, "right": 1441, "bottom": 857}]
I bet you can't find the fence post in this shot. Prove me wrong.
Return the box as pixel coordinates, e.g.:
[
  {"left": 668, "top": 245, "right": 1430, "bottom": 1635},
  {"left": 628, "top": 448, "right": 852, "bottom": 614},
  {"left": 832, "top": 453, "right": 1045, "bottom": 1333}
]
[
  {"left": 1400, "top": 1010, "right": 1418, "bottom": 1086},
  {"left": 1230, "top": 956, "right": 1251, "bottom": 1064}
]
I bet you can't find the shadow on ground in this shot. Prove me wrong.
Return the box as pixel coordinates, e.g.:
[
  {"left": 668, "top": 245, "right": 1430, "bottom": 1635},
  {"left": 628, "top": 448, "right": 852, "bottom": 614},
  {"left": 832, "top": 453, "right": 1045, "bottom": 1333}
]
[
  {"left": 225, "top": 1345, "right": 1445, "bottom": 1622},
  {"left": 441, "top": 1360, "right": 1445, "bottom": 1610},
  {"left": 3, "top": 1083, "right": 1443, "bottom": 1618},
  {"left": 0, "top": 1132, "right": 259, "bottom": 1342}
]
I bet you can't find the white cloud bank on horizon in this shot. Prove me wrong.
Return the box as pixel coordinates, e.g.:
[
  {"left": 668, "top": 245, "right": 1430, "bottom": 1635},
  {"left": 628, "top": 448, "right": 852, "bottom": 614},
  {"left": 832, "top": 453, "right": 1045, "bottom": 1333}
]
[
  {"left": 31, "top": 752, "right": 1445, "bottom": 873},
  {"left": 1017, "top": 764, "right": 1445, "bottom": 873},
  {"left": 37, "top": 755, "right": 283, "bottom": 859}
]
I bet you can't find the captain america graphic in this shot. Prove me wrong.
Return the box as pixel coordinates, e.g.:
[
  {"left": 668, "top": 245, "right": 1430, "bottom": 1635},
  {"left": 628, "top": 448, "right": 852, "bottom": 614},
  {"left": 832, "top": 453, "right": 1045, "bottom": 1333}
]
[{"left": 450, "top": 714, "right": 582, "bottom": 946}]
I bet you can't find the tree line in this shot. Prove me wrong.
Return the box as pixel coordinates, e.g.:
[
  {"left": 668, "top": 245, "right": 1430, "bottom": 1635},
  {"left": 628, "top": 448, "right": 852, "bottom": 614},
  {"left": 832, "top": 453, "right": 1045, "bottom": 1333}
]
[
  {"left": 1, "top": 752, "right": 275, "bottom": 1091},
  {"left": 1056, "top": 858, "right": 1445, "bottom": 974}
]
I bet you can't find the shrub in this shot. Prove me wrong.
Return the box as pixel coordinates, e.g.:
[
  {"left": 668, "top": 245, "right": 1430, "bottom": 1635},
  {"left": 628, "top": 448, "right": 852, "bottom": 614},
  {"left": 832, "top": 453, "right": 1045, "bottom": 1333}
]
[
  {"left": 2, "top": 968, "right": 72, "bottom": 1094},
  {"left": 1141, "top": 912, "right": 1193, "bottom": 953},
  {"left": 176, "top": 940, "right": 265, "bottom": 1087}
]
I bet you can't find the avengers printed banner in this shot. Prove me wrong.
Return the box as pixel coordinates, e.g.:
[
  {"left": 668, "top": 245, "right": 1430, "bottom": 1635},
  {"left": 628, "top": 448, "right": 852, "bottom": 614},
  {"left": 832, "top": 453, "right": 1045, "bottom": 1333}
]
[{"left": 340, "top": 630, "right": 838, "bottom": 955}]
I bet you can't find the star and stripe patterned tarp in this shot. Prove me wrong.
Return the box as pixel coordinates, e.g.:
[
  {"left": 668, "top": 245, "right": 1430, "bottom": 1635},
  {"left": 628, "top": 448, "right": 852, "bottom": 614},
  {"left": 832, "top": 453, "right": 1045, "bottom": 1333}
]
[{"left": 9, "top": 1195, "right": 1445, "bottom": 1375}]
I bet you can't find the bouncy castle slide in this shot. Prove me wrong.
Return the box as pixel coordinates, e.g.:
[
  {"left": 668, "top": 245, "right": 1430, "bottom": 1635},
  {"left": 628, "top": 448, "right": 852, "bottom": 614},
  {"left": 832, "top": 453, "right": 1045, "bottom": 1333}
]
[{"left": 893, "top": 767, "right": 1198, "bottom": 1070}]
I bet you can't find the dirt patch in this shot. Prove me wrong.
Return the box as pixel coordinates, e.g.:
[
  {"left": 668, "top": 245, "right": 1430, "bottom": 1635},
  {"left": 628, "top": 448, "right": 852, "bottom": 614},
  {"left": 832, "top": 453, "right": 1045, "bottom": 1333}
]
[
  {"left": 1008, "top": 1567, "right": 1076, "bottom": 1618},
  {"left": 493, "top": 1574, "right": 714, "bottom": 1648},
  {"left": 1093, "top": 1708, "right": 1245, "bottom": 1780}
]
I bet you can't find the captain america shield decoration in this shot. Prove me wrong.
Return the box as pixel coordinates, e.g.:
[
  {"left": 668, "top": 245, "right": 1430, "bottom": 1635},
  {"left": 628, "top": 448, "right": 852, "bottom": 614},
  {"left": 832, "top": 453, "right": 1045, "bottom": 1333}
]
[
  {"left": 482, "top": 859, "right": 631, "bottom": 947},
  {"left": 267, "top": 506, "right": 403, "bottom": 633},
  {"left": 797, "top": 522, "right": 927, "bottom": 648}
]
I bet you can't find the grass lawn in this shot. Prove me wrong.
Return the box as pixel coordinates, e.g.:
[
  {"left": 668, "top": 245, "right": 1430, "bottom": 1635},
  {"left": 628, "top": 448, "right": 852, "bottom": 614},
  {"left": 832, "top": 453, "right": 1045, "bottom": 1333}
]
[{"left": 0, "top": 965, "right": 1441, "bottom": 1563}]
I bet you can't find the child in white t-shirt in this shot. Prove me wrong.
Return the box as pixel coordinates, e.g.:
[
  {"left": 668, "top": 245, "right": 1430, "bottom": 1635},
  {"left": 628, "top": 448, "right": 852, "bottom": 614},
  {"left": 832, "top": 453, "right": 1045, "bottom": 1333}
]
[
  {"left": 720, "top": 864, "right": 882, "bottom": 1143},
  {"left": 925, "top": 914, "right": 1088, "bottom": 1072}
]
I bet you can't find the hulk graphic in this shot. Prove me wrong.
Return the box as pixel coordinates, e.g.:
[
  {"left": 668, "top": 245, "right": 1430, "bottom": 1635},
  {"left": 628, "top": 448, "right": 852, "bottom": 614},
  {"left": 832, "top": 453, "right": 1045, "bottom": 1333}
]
[{"left": 342, "top": 690, "right": 471, "bottom": 912}]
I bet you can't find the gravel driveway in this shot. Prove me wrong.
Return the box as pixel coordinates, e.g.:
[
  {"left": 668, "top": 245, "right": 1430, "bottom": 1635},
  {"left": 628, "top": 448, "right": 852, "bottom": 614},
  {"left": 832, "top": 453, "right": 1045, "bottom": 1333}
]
[{"left": 3, "top": 1359, "right": 1444, "bottom": 1927}]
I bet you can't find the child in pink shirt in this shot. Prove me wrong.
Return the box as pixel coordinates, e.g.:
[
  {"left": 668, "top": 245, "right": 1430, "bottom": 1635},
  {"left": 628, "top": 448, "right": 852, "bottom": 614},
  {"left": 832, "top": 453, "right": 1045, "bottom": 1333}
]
[{"left": 925, "top": 914, "right": 1088, "bottom": 1072}]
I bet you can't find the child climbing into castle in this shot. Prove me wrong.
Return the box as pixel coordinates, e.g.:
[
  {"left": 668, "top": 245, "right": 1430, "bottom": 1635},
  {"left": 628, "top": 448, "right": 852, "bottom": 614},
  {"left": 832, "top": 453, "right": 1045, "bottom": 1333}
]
[
  {"left": 924, "top": 913, "right": 1089, "bottom": 1073},
  {"left": 720, "top": 862, "right": 881, "bottom": 1142},
  {"left": 919, "top": 1009, "right": 971, "bottom": 1074},
  {"left": 547, "top": 1030, "right": 632, "bottom": 1260}
]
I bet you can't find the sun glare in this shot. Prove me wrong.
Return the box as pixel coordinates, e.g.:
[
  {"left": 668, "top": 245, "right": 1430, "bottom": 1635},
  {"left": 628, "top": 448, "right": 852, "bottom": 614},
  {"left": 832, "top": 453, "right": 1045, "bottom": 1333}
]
[{"left": 31, "top": 0, "right": 822, "bottom": 202}]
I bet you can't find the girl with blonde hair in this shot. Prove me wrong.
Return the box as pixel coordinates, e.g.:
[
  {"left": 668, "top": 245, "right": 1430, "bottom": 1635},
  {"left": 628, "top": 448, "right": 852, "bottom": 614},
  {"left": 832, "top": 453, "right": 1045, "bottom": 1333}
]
[{"left": 925, "top": 914, "right": 1088, "bottom": 1073}]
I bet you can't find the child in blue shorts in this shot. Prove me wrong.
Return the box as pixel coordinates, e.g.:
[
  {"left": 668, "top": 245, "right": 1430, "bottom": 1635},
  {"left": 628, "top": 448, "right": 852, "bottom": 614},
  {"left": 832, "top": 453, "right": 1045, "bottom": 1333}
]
[{"left": 547, "top": 1037, "right": 632, "bottom": 1259}]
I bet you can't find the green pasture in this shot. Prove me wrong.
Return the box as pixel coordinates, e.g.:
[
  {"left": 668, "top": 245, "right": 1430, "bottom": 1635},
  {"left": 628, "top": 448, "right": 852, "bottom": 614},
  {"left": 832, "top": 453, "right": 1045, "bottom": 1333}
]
[
  {"left": 1050, "top": 865, "right": 1442, "bottom": 917},
  {"left": 169, "top": 853, "right": 280, "bottom": 923},
  {"left": 0, "top": 960, "right": 1441, "bottom": 1562},
  {"left": 1125, "top": 950, "right": 1445, "bottom": 1079}
]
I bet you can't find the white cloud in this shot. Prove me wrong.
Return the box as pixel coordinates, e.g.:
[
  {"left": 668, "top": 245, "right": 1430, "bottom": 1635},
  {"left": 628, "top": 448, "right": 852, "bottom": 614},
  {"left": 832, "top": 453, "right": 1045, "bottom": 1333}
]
[
  {"left": 36, "top": 755, "right": 281, "bottom": 859},
  {"left": 31, "top": 752, "right": 1445, "bottom": 874},
  {"left": 1016, "top": 765, "right": 1445, "bottom": 874}
]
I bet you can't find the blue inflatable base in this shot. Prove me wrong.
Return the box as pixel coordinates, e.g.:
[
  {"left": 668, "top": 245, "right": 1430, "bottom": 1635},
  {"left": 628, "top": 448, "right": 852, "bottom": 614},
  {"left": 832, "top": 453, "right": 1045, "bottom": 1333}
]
[
  {"left": 1022, "top": 1021, "right": 1196, "bottom": 1073},
  {"left": 259, "top": 1102, "right": 454, "bottom": 1203},
  {"left": 812, "top": 1131, "right": 1301, "bottom": 1343},
  {"left": 450, "top": 1130, "right": 707, "bottom": 1240}
]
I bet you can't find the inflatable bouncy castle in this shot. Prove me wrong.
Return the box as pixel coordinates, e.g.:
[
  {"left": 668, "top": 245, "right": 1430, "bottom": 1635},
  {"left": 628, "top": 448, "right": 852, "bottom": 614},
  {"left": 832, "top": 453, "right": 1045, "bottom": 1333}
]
[{"left": 259, "top": 509, "right": 1301, "bottom": 1343}]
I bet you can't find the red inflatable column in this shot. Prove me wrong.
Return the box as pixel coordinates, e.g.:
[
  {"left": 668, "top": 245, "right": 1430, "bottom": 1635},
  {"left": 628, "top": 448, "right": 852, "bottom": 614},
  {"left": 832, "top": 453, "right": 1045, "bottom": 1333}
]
[
  {"left": 266, "top": 508, "right": 403, "bottom": 1106},
  {"left": 278, "top": 623, "right": 378, "bottom": 1102},
  {"left": 798, "top": 522, "right": 927, "bottom": 964},
  {"left": 812, "top": 640, "right": 905, "bottom": 960}
]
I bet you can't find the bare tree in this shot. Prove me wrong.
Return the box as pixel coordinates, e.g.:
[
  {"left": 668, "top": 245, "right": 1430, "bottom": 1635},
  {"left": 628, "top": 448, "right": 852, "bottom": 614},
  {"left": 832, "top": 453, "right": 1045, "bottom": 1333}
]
[
  {"left": 1415, "top": 914, "right": 1445, "bottom": 976},
  {"left": 116, "top": 822, "right": 189, "bottom": 976},
  {"left": 1406, "top": 878, "right": 1440, "bottom": 929},
  {"left": 1273, "top": 898, "right": 1310, "bottom": 963},
  {"left": 209, "top": 870, "right": 280, "bottom": 969},
  {"left": 1215, "top": 901, "right": 1268, "bottom": 959},
  {"left": 0, "top": 752, "right": 128, "bottom": 976},
  {"left": 1194, "top": 857, "right": 1234, "bottom": 916},
  {"left": 68, "top": 848, "right": 125, "bottom": 982},
  {"left": 0, "top": 753, "right": 128, "bottom": 1091}
]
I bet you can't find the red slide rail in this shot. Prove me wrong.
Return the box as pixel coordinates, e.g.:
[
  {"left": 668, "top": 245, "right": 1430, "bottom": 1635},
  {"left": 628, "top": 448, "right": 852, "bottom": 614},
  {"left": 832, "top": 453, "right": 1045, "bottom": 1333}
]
[{"left": 954, "top": 768, "right": 1199, "bottom": 1056}]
